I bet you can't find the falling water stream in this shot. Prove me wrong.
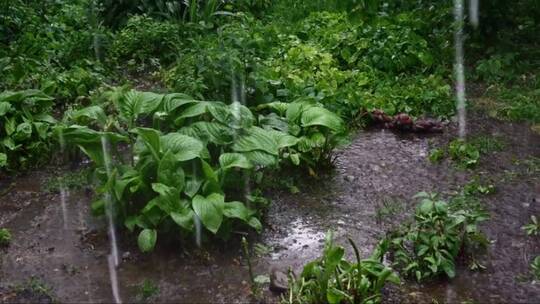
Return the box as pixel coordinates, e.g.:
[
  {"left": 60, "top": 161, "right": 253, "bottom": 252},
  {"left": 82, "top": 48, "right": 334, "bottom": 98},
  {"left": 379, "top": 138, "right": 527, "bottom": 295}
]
[
  {"left": 57, "top": 130, "right": 69, "bottom": 230},
  {"left": 454, "top": 0, "right": 467, "bottom": 139},
  {"left": 100, "top": 135, "right": 122, "bottom": 303}
]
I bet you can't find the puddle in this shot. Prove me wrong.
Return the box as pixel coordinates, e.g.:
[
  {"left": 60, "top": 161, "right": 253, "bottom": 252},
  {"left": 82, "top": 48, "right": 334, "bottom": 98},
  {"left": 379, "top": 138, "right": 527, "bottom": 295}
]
[{"left": 1, "top": 113, "right": 539, "bottom": 303}]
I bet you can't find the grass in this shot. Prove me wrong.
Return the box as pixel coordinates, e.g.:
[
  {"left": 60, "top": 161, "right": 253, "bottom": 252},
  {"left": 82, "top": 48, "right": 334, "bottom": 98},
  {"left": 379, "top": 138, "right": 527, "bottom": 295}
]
[
  {"left": 42, "top": 168, "right": 90, "bottom": 193},
  {"left": 137, "top": 279, "right": 159, "bottom": 301},
  {"left": 0, "top": 228, "right": 11, "bottom": 246},
  {"left": 375, "top": 196, "right": 406, "bottom": 223}
]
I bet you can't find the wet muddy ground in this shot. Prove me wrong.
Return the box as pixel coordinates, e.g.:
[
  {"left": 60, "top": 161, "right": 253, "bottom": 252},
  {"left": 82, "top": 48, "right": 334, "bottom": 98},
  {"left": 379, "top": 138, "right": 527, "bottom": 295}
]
[{"left": 1, "top": 111, "right": 539, "bottom": 303}]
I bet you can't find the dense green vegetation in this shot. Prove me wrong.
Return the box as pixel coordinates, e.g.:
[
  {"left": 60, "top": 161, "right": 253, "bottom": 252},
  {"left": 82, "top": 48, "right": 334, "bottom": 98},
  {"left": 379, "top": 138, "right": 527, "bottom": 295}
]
[{"left": 1, "top": 0, "right": 538, "bottom": 301}]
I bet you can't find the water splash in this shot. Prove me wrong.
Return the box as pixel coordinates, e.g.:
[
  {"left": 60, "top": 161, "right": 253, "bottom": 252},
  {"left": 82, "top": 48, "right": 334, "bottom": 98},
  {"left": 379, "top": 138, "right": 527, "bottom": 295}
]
[
  {"left": 100, "top": 135, "right": 122, "bottom": 303},
  {"left": 454, "top": 0, "right": 467, "bottom": 139}
]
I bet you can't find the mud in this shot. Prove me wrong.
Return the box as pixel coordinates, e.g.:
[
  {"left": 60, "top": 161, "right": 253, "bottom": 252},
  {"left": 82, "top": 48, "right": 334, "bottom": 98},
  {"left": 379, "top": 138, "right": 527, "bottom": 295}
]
[{"left": 1, "top": 112, "right": 539, "bottom": 303}]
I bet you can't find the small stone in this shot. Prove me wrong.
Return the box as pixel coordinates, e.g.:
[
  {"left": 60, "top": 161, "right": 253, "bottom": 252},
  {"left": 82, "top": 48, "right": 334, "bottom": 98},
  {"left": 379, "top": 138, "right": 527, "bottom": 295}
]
[
  {"left": 122, "top": 251, "right": 131, "bottom": 260},
  {"left": 345, "top": 175, "right": 355, "bottom": 182},
  {"left": 269, "top": 269, "right": 289, "bottom": 294}
]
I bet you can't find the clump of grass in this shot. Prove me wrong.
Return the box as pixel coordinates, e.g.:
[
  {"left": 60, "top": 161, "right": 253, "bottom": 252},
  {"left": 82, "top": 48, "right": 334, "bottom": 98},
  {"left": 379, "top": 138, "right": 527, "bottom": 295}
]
[
  {"left": 375, "top": 196, "right": 406, "bottom": 223},
  {"left": 42, "top": 169, "right": 90, "bottom": 193},
  {"left": 0, "top": 228, "right": 11, "bottom": 246}
]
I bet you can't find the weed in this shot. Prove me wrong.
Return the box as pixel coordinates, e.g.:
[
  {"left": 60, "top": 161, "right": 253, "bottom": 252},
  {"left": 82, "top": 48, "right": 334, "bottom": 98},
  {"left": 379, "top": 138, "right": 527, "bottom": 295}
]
[
  {"left": 428, "top": 148, "right": 445, "bottom": 163},
  {"left": 137, "top": 279, "right": 159, "bottom": 301},
  {"left": 0, "top": 228, "right": 11, "bottom": 246},
  {"left": 42, "top": 168, "right": 90, "bottom": 193},
  {"left": 531, "top": 256, "right": 540, "bottom": 280},
  {"left": 522, "top": 216, "right": 539, "bottom": 236},
  {"left": 449, "top": 139, "right": 480, "bottom": 169}
]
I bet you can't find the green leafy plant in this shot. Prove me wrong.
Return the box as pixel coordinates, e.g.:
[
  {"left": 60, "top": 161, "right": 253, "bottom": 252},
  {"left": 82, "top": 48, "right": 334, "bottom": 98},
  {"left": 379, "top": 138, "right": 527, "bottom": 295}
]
[
  {"left": 258, "top": 98, "right": 348, "bottom": 170},
  {"left": 0, "top": 228, "right": 11, "bottom": 246},
  {"left": 522, "top": 216, "right": 539, "bottom": 236},
  {"left": 388, "top": 192, "right": 488, "bottom": 282},
  {"left": 61, "top": 87, "right": 347, "bottom": 252},
  {"left": 284, "top": 231, "right": 400, "bottom": 304},
  {"left": 448, "top": 139, "right": 480, "bottom": 169},
  {"left": 0, "top": 89, "right": 57, "bottom": 170},
  {"left": 428, "top": 148, "right": 445, "bottom": 163}
]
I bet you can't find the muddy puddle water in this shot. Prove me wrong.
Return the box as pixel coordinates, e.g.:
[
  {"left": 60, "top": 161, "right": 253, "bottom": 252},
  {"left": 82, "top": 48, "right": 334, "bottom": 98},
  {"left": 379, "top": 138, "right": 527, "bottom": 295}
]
[{"left": 1, "top": 115, "right": 539, "bottom": 303}]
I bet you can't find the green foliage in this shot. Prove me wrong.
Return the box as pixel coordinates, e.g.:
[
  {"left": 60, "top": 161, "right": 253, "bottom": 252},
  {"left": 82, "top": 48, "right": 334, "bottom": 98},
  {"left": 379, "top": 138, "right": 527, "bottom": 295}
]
[
  {"left": 531, "top": 256, "right": 540, "bottom": 280},
  {"left": 110, "top": 15, "right": 180, "bottom": 67},
  {"left": 387, "top": 192, "right": 488, "bottom": 282},
  {"left": 43, "top": 169, "right": 91, "bottom": 193},
  {"left": 99, "top": 0, "right": 230, "bottom": 27},
  {"left": 284, "top": 232, "right": 400, "bottom": 304},
  {"left": 0, "top": 0, "right": 108, "bottom": 101},
  {"left": 478, "top": 80, "right": 540, "bottom": 124},
  {"left": 0, "top": 228, "right": 12, "bottom": 246},
  {"left": 429, "top": 136, "right": 507, "bottom": 169},
  {"left": 0, "top": 90, "right": 57, "bottom": 170},
  {"left": 428, "top": 148, "right": 444, "bottom": 163},
  {"left": 449, "top": 140, "right": 480, "bottom": 169},
  {"left": 522, "top": 216, "right": 539, "bottom": 236},
  {"left": 137, "top": 279, "right": 160, "bottom": 301},
  {"left": 60, "top": 87, "right": 346, "bottom": 251}
]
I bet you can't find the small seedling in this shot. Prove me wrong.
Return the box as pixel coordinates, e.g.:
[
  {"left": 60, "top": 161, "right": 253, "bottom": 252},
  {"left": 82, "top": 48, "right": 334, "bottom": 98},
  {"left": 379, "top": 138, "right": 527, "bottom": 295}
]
[
  {"left": 531, "top": 256, "right": 540, "bottom": 280},
  {"left": 137, "top": 279, "right": 159, "bottom": 301},
  {"left": 0, "top": 228, "right": 12, "bottom": 246},
  {"left": 522, "top": 215, "right": 539, "bottom": 236},
  {"left": 463, "top": 178, "right": 496, "bottom": 196},
  {"left": 428, "top": 148, "right": 445, "bottom": 163}
]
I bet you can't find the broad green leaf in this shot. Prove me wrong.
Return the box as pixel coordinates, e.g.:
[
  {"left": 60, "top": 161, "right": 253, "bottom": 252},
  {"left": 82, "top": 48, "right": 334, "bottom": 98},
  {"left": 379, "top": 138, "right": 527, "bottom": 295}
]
[
  {"left": 267, "top": 130, "right": 299, "bottom": 149},
  {"left": 5, "top": 117, "right": 16, "bottom": 135},
  {"left": 161, "top": 133, "right": 204, "bottom": 162},
  {"left": 117, "top": 90, "right": 163, "bottom": 124},
  {"left": 243, "top": 151, "right": 278, "bottom": 167},
  {"left": 14, "top": 122, "right": 32, "bottom": 141},
  {"left": 248, "top": 217, "right": 262, "bottom": 232},
  {"left": 233, "top": 127, "right": 279, "bottom": 155},
  {"left": 161, "top": 93, "right": 198, "bottom": 112},
  {"left": 158, "top": 150, "right": 185, "bottom": 190},
  {"left": 179, "top": 121, "right": 233, "bottom": 145},
  {"left": 0, "top": 153, "right": 6, "bottom": 167},
  {"left": 175, "top": 101, "right": 210, "bottom": 120},
  {"left": 138, "top": 229, "right": 157, "bottom": 253},
  {"left": 192, "top": 193, "right": 224, "bottom": 234},
  {"left": 33, "top": 122, "right": 49, "bottom": 139},
  {"left": 219, "top": 153, "right": 253, "bottom": 170},
  {"left": 170, "top": 209, "right": 195, "bottom": 231},
  {"left": 0, "top": 102, "right": 11, "bottom": 116},
  {"left": 34, "top": 113, "right": 57, "bottom": 124},
  {"left": 223, "top": 201, "right": 250, "bottom": 220},
  {"left": 301, "top": 107, "right": 344, "bottom": 131},
  {"left": 70, "top": 106, "right": 107, "bottom": 126},
  {"left": 133, "top": 127, "right": 161, "bottom": 161}
]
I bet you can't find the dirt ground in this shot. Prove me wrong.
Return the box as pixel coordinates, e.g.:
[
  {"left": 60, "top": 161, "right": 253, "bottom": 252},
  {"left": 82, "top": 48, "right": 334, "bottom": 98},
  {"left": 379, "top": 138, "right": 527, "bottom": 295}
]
[{"left": 1, "top": 111, "right": 539, "bottom": 303}]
